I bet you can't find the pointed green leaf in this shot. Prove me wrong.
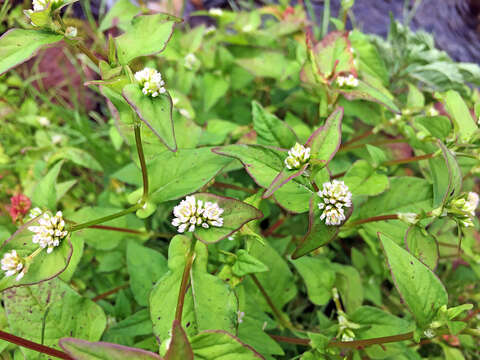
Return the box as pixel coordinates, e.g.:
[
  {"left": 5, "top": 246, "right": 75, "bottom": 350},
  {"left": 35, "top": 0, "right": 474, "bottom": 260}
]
[
  {"left": 312, "top": 31, "right": 355, "bottom": 79},
  {"left": 123, "top": 84, "right": 177, "bottom": 151},
  {"left": 31, "top": 160, "right": 63, "bottom": 209},
  {"left": 232, "top": 250, "right": 269, "bottom": 277},
  {"left": 444, "top": 90, "right": 478, "bottom": 142},
  {"left": 99, "top": 0, "right": 140, "bottom": 32},
  {"left": 0, "top": 29, "right": 62, "bottom": 75},
  {"left": 405, "top": 226, "right": 439, "bottom": 270},
  {"left": 263, "top": 164, "right": 308, "bottom": 199},
  {"left": 306, "top": 107, "right": 343, "bottom": 165},
  {"left": 192, "top": 193, "right": 263, "bottom": 244},
  {"left": 165, "top": 321, "right": 194, "bottom": 360},
  {"left": 429, "top": 141, "right": 462, "bottom": 208},
  {"left": 292, "top": 195, "right": 353, "bottom": 259},
  {"left": 379, "top": 233, "right": 448, "bottom": 327},
  {"left": 60, "top": 338, "right": 162, "bottom": 360},
  {"left": 0, "top": 216, "right": 73, "bottom": 292},
  {"left": 344, "top": 160, "right": 389, "bottom": 196},
  {"left": 252, "top": 101, "right": 297, "bottom": 149},
  {"left": 115, "top": 13, "right": 181, "bottom": 65},
  {"left": 339, "top": 79, "right": 400, "bottom": 113}
]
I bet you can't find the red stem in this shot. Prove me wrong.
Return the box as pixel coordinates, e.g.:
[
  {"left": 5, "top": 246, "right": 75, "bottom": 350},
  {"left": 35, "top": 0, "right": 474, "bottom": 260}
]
[
  {"left": 88, "top": 225, "right": 145, "bottom": 234},
  {"left": 263, "top": 217, "right": 287, "bottom": 237},
  {"left": 0, "top": 330, "right": 73, "bottom": 360},
  {"left": 347, "top": 214, "right": 399, "bottom": 227},
  {"left": 92, "top": 283, "right": 129, "bottom": 302},
  {"left": 383, "top": 153, "right": 435, "bottom": 166},
  {"left": 212, "top": 182, "right": 256, "bottom": 194}
]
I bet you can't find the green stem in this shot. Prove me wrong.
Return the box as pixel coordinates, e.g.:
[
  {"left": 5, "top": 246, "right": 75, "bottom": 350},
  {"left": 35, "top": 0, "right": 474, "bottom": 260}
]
[
  {"left": 250, "top": 274, "right": 294, "bottom": 331},
  {"left": 134, "top": 124, "right": 149, "bottom": 202},
  {"left": 69, "top": 204, "right": 142, "bottom": 232},
  {"left": 75, "top": 42, "right": 100, "bottom": 66},
  {"left": 344, "top": 214, "right": 399, "bottom": 228},
  {"left": 175, "top": 238, "right": 197, "bottom": 323}
]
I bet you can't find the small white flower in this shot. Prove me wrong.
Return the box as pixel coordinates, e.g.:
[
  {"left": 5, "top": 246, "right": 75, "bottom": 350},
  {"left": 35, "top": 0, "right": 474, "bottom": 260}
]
[
  {"left": 209, "top": 8, "right": 223, "bottom": 16},
  {"left": 465, "top": 192, "right": 479, "bottom": 216},
  {"left": 448, "top": 192, "right": 479, "bottom": 227},
  {"left": 284, "top": 143, "right": 310, "bottom": 170},
  {"left": 171, "top": 97, "right": 180, "bottom": 106},
  {"left": 179, "top": 108, "right": 191, "bottom": 119},
  {"left": 423, "top": 328, "right": 435, "bottom": 339},
  {"left": 38, "top": 116, "right": 50, "bottom": 127},
  {"left": 205, "top": 26, "right": 216, "bottom": 35},
  {"left": 237, "top": 311, "right": 245, "bottom": 323},
  {"left": 397, "top": 212, "right": 419, "bottom": 225},
  {"left": 134, "top": 68, "right": 166, "bottom": 98},
  {"left": 52, "top": 134, "right": 62, "bottom": 144},
  {"left": 28, "top": 211, "right": 68, "bottom": 253},
  {"left": 172, "top": 196, "right": 224, "bottom": 233},
  {"left": 426, "top": 105, "right": 438, "bottom": 117},
  {"left": 317, "top": 180, "right": 352, "bottom": 226},
  {"left": 336, "top": 74, "right": 358, "bottom": 88},
  {"left": 184, "top": 53, "right": 198, "bottom": 70},
  {"left": 65, "top": 26, "right": 78, "bottom": 38},
  {"left": 1, "top": 250, "right": 26, "bottom": 281},
  {"left": 29, "top": 207, "right": 43, "bottom": 219},
  {"left": 32, "top": 0, "right": 63, "bottom": 11}
]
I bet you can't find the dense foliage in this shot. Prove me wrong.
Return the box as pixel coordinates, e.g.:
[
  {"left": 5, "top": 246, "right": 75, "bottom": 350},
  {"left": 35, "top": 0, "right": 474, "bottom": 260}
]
[{"left": 0, "top": 0, "right": 479, "bottom": 359}]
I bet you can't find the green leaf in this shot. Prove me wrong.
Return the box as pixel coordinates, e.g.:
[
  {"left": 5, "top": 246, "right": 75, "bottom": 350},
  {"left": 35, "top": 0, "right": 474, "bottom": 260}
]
[
  {"left": 115, "top": 14, "right": 181, "bottom": 65},
  {"left": 165, "top": 321, "right": 194, "bottom": 360},
  {"left": 99, "top": 0, "right": 140, "bottom": 32},
  {"left": 126, "top": 147, "right": 232, "bottom": 204},
  {"left": 192, "top": 193, "right": 263, "bottom": 244},
  {"left": 292, "top": 195, "right": 353, "bottom": 259},
  {"left": 190, "top": 331, "right": 264, "bottom": 359},
  {"left": 306, "top": 107, "right": 343, "bottom": 165},
  {"left": 213, "top": 145, "right": 313, "bottom": 213},
  {"left": 251, "top": 101, "right": 297, "bottom": 149},
  {"left": 0, "top": 29, "right": 62, "bottom": 76},
  {"left": 414, "top": 116, "right": 452, "bottom": 141},
  {"left": 405, "top": 226, "right": 439, "bottom": 270},
  {"left": 379, "top": 233, "right": 448, "bottom": 327},
  {"left": 406, "top": 83, "right": 425, "bottom": 110},
  {"left": 443, "top": 90, "right": 478, "bottom": 142},
  {"left": 263, "top": 164, "right": 308, "bottom": 199},
  {"left": 123, "top": 84, "right": 176, "bottom": 151},
  {"left": 31, "top": 160, "right": 63, "bottom": 209},
  {"left": 105, "top": 310, "right": 152, "bottom": 337},
  {"left": 0, "top": 216, "right": 73, "bottom": 292},
  {"left": 48, "top": 147, "right": 103, "bottom": 171},
  {"left": 231, "top": 250, "right": 269, "bottom": 277},
  {"left": 4, "top": 278, "right": 106, "bottom": 359},
  {"left": 344, "top": 160, "right": 389, "bottom": 196},
  {"left": 339, "top": 79, "right": 400, "bottom": 113},
  {"left": 429, "top": 141, "right": 462, "bottom": 208},
  {"left": 60, "top": 338, "right": 162, "bottom": 359},
  {"left": 312, "top": 31, "right": 355, "bottom": 79},
  {"left": 203, "top": 73, "right": 229, "bottom": 112},
  {"left": 354, "top": 177, "right": 433, "bottom": 220},
  {"left": 333, "top": 264, "right": 364, "bottom": 313},
  {"left": 290, "top": 256, "right": 335, "bottom": 305},
  {"left": 127, "top": 241, "right": 168, "bottom": 306},
  {"left": 236, "top": 51, "right": 289, "bottom": 79}
]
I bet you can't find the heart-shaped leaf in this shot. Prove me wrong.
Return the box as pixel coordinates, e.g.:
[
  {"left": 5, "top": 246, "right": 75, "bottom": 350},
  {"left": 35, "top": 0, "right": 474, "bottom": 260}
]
[
  {"left": 123, "top": 84, "right": 176, "bottom": 151},
  {"left": 292, "top": 195, "right": 353, "bottom": 259},
  {"left": 165, "top": 321, "right": 194, "bottom": 360},
  {"left": 0, "top": 216, "right": 73, "bottom": 292},
  {"left": 60, "top": 338, "right": 162, "bottom": 359},
  {"left": 192, "top": 193, "right": 263, "bottom": 244}
]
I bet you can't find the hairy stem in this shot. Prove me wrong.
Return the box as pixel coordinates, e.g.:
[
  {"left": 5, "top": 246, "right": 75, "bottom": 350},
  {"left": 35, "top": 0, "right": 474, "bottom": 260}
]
[
  {"left": 250, "top": 274, "right": 294, "bottom": 330},
  {"left": 175, "top": 238, "right": 197, "bottom": 322},
  {"left": 75, "top": 42, "right": 100, "bottom": 66},
  {"left": 0, "top": 330, "right": 73, "bottom": 359}
]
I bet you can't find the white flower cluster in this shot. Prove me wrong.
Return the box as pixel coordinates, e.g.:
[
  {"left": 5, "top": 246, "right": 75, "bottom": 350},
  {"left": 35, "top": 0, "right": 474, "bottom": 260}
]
[
  {"left": 32, "top": 0, "right": 63, "bottom": 11},
  {"left": 336, "top": 74, "right": 359, "bottom": 88},
  {"left": 448, "top": 192, "right": 479, "bottom": 227},
  {"left": 28, "top": 211, "right": 68, "bottom": 253},
  {"left": 317, "top": 180, "right": 352, "bottom": 226},
  {"left": 284, "top": 143, "right": 311, "bottom": 170},
  {"left": 1, "top": 250, "right": 25, "bottom": 281},
  {"left": 134, "top": 68, "right": 166, "bottom": 98},
  {"left": 184, "top": 53, "right": 199, "bottom": 70},
  {"left": 172, "top": 196, "right": 224, "bottom": 233}
]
